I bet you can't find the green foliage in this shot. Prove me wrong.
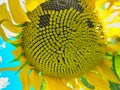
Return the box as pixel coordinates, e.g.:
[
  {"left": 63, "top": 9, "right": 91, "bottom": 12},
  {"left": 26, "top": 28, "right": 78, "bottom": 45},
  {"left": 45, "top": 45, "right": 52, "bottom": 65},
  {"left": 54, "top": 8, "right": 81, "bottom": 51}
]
[
  {"left": 40, "top": 79, "right": 46, "bottom": 90},
  {"left": 113, "top": 51, "right": 120, "bottom": 79},
  {"left": 109, "top": 81, "right": 120, "bottom": 90},
  {"left": 109, "top": 50, "right": 120, "bottom": 90},
  {"left": 105, "top": 52, "right": 113, "bottom": 60},
  {"left": 81, "top": 76, "right": 94, "bottom": 89},
  {"left": 16, "top": 61, "right": 28, "bottom": 74},
  {"left": 10, "top": 52, "right": 23, "bottom": 63}
]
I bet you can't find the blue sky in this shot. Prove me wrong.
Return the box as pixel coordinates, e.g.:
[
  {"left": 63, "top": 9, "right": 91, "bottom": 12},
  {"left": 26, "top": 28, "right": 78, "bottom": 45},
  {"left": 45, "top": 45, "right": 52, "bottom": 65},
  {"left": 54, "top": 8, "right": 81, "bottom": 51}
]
[
  {"left": 0, "top": 0, "right": 22, "bottom": 89},
  {"left": 0, "top": 37, "right": 22, "bottom": 90},
  {"left": 0, "top": 1, "right": 31, "bottom": 89}
]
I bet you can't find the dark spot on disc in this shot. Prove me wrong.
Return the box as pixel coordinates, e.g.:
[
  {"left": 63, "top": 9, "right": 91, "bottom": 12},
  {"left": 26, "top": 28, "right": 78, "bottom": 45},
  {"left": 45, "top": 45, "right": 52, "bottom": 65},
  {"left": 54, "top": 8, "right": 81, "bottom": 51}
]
[
  {"left": 39, "top": 14, "right": 50, "bottom": 28},
  {"left": 86, "top": 18, "right": 94, "bottom": 28},
  {"left": 41, "top": 0, "right": 84, "bottom": 13}
]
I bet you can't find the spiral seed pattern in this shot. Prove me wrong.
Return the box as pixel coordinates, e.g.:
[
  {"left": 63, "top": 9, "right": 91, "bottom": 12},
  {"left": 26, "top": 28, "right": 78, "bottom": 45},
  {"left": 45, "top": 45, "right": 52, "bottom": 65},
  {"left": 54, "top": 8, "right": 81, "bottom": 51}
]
[{"left": 22, "top": 0, "right": 106, "bottom": 77}]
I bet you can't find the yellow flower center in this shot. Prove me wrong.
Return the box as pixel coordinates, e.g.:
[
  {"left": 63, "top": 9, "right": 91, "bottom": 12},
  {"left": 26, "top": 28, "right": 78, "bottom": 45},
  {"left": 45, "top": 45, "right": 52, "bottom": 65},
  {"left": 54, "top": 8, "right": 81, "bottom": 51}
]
[{"left": 22, "top": 0, "right": 106, "bottom": 77}]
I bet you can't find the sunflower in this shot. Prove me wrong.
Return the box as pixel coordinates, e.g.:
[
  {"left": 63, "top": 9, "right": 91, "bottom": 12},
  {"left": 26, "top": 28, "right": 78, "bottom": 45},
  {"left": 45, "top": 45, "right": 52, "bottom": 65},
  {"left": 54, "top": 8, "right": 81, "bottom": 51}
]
[{"left": 0, "top": 0, "right": 120, "bottom": 90}]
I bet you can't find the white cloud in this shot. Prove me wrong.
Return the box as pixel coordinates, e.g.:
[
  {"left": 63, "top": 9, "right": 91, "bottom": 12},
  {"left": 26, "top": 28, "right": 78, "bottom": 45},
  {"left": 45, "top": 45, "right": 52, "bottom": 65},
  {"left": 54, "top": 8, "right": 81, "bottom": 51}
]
[
  {"left": 0, "top": 77, "right": 10, "bottom": 89},
  {"left": 0, "top": 56, "right": 2, "bottom": 63},
  {"left": 0, "top": 42, "right": 6, "bottom": 49}
]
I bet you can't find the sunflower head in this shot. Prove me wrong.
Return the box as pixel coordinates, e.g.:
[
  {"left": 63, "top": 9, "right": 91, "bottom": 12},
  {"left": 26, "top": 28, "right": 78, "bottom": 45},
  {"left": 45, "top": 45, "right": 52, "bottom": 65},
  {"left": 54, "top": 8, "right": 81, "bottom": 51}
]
[
  {"left": 0, "top": 0, "right": 120, "bottom": 90},
  {"left": 22, "top": 0, "right": 106, "bottom": 78}
]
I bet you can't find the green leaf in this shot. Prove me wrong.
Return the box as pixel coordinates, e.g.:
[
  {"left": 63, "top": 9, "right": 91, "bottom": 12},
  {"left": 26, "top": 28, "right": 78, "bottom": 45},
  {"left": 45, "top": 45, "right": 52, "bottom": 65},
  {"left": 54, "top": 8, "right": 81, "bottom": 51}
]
[
  {"left": 105, "top": 52, "right": 113, "bottom": 60},
  {"left": 15, "top": 61, "right": 28, "bottom": 74},
  {"left": 40, "top": 79, "right": 46, "bottom": 90},
  {"left": 114, "top": 54, "right": 120, "bottom": 79},
  {"left": 80, "top": 76, "right": 94, "bottom": 89},
  {"left": 9, "top": 52, "right": 23, "bottom": 63},
  {"left": 109, "top": 81, "right": 120, "bottom": 90}
]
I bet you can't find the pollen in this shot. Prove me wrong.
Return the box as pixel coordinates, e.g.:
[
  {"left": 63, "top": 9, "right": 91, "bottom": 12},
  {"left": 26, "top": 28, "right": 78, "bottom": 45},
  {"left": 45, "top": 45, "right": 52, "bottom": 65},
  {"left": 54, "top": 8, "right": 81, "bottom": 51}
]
[{"left": 22, "top": 0, "right": 106, "bottom": 78}]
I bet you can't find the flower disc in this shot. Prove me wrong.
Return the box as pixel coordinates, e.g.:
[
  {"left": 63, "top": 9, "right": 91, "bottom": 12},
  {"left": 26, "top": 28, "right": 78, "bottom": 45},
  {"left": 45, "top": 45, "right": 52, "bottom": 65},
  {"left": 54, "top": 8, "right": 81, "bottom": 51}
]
[{"left": 22, "top": 0, "right": 106, "bottom": 77}]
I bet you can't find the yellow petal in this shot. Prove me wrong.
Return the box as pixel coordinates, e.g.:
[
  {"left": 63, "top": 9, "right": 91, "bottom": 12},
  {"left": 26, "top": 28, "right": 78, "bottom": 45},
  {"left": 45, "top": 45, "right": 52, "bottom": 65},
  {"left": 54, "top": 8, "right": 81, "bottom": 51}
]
[
  {"left": 20, "top": 56, "right": 27, "bottom": 65},
  {"left": 0, "top": 26, "right": 8, "bottom": 40},
  {"left": 7, "top": 37, "right": 22, "bottom": 45},
  {"left": 0, "top": 25, "right": 22, "bottom": 44},
  {"left": 25, "top": 0, "right": 46, "bottom": 11},
  {"left": 69, "top": 78, "right": 80, "bottom": 89},
  {"left": 106, "top": 44, "right": 120, "bottom": 53},
  {"left": 113, "top": 1, "right": 120, "bottom": 7},
  {"left": 0, "top": 3, "right": 22, "bottom": 33},
  {"left": 44, "top": 76, "right": 71, "bottom": 90},
  {"left": 0, "top": 4, "right": 10, "bottom": 21},
  {"left": 2, "top": 21, "right": 22, "bottom": 33},
  {"left": 85, "top": 71, "right": 110, "bottom": 90},
  {"left": 29, "top": 70, "right": 43, "bottom": 90},
  {"left": 8, "top": 0, "right": 30, "bottom": 24},
  {"left": 12, "top": 46, "right": 22, "bottom": 58},
  {"left": 19, "top": 56, "right": 31, "bottom": 90},
  {"left": 70, "top": 78, "right": 90, "bottom": 90},
  {"left": 78, "top": 79, "right": 90, "bottom": 90},
  {"left": 0, "top": 67, "right": 19, "bottom": 71},
  {"left": 104, "top": 25, "right": 120, "bottom": 38},
  {"left": 99, "top": 59, "right": 120, "bottom": 83},
  {"left": 19, "top": 65, "right": 30, "bottom": 90},
  {"left": 105, "top": 12, "right": 120, "bottom": 23},
  {"left": 95, "top": 0, "right": 117, "bottom": 10}
]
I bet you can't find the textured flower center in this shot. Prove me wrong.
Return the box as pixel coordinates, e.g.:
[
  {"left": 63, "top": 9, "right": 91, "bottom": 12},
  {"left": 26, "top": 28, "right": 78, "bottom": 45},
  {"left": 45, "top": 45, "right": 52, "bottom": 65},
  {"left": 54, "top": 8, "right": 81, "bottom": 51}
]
[{"left": 22, "top": 0, "right": 106, "bottom": 77}]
